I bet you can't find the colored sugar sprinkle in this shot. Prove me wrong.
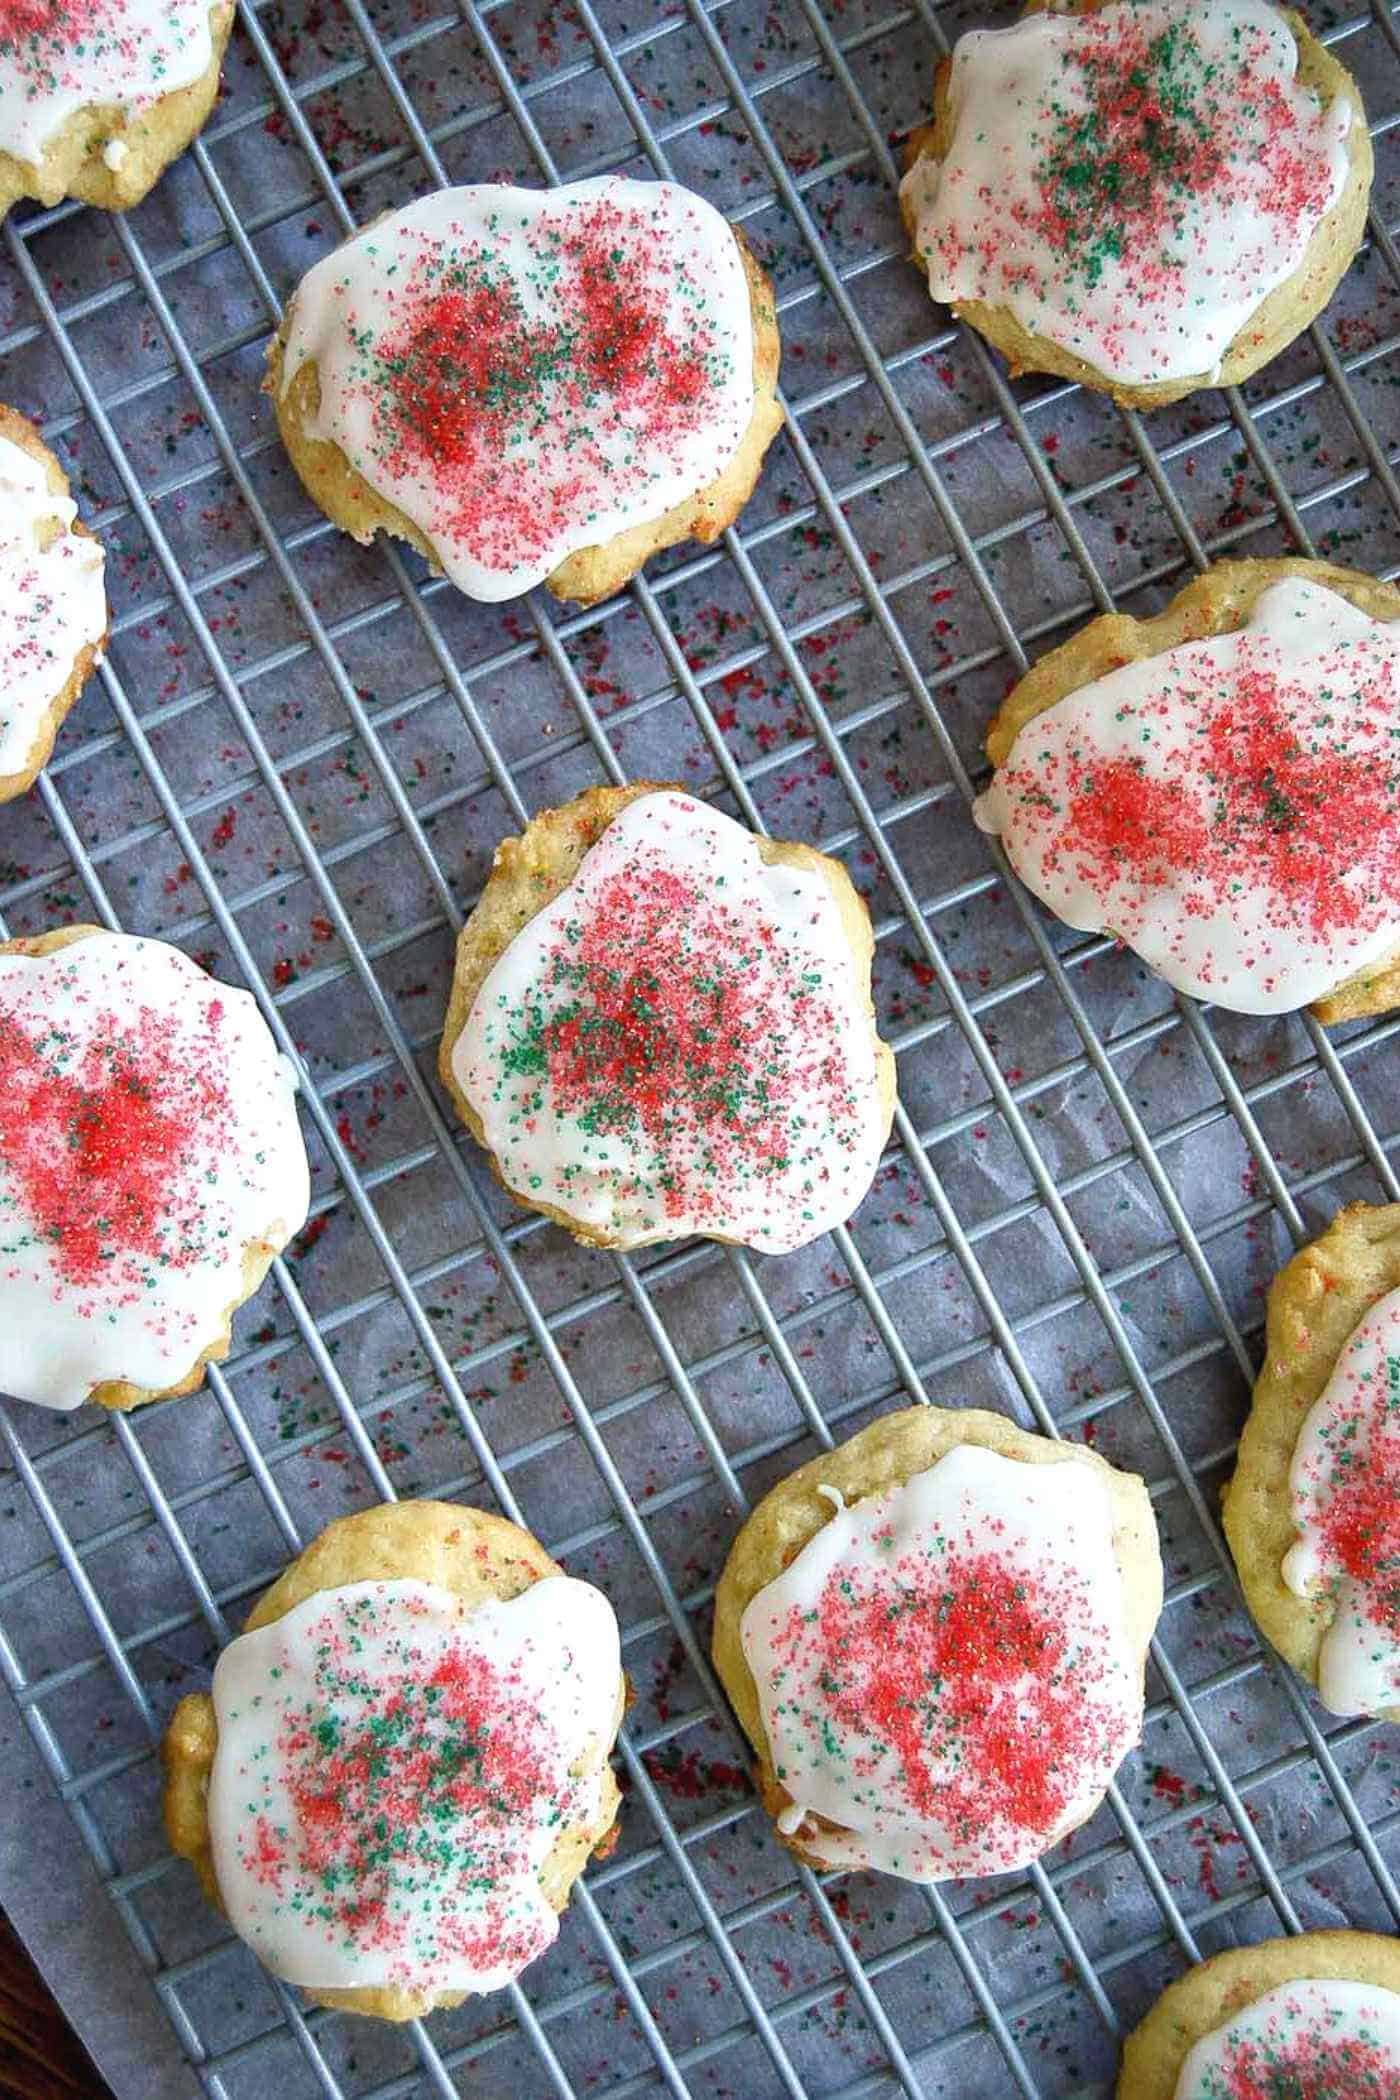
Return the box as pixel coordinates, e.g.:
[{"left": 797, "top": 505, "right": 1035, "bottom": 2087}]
[
  {"left": 767, "top": 1538, "right": 1121, "bottom": 1848},
  {"left": 488, "top": 857, "right": 858, "bottom": 1228},
  {"left": 1307, "top": 1355, "right": 1400, "bottom": 1644},
  {"left": 1286, "top": 1291, "right": 1400, "bottom": 1712},
  {"left": 213, "top": 1579, "right": 616, "bottom": 1992},
  {"left": 1179, "top": 1979, "right": 1400, "bottom": 2100},
  {"left": 1025, "top": 11, "right": 1333, "bottom": 297},
  {"left": 976, "top": 580, "right": 1400, "bottom": 1013},
  {"left": 0, "top": 0, "right": 211, "bottom": 128},
  {"left": 253, "top": 1614, "right": 558, "bottom": 1975},
  {"left": 0, "top": 0, "right": 106, "bottom": 45},
  {"left": 361, "top": 197, "right": 734, "bottom": 575},
  {"left": 1046, "top": 659, "right": 1400, "bottom": 941},
  {"left": 0, "top": 989, "right": 231, "bottom": 1291}
]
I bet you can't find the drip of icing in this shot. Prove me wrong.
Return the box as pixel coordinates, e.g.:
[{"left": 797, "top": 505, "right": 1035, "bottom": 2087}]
[
  {"left": 901, "top": 0, "right": 1351, "bottom": 388},
  {"left": 0, "top": 932, "right": 309, "bottom": 1410},
  {"left": 0, "top": 0, "right": 215, "bottom": 169},
  {"left": 974, "top": 578, "right": 1400, "bottom": 1014},
  {"left": 451, "top": 792, "right": 888, "bottom": 1253},
  {"left": 0, "top": 432, "right": 104, "bottom": 778},
  {"left": 738, "top": 1444, "right": 1142, "bottom": 1881},
  {"left": 209, "top": 1575, "right": 621, "bottom": 1995},
  {"left": 279, "top": 178, "right": 754, "bottom": 602},
  {"left": 1282, "top": 1285, "right": 1400, "bottom": 1715},
  {"left": 1173, "top": 1976, "right": 1400, "bottom": 2100}
]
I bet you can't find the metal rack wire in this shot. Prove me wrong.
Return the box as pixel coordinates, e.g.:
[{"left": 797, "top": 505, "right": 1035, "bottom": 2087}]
[{"left": 1, "top": 0, "right": 1399, "bottom": 2094}]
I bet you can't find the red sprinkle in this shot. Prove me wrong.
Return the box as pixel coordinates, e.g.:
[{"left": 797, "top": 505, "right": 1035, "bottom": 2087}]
[
  {"left": 369, "top": 198, "right": 723, "bottom": 576},
  {"left": 772, "top": 1540, "right": 1122, "bottom": 1847},
  {"left": 1213, "top": 2026, "right": 1400, "bottom": 2099},
  {"left": 0, "top": 1002, "right": 228, "bottom": 1287}
]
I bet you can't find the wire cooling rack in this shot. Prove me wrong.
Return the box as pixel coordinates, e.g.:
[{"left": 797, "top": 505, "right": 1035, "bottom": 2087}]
[{"left": 1, "top": 1, "right": 1400, "bottom": 2096}]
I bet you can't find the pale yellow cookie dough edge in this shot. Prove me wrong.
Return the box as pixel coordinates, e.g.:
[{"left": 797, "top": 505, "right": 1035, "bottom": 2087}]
[
  {"left": 265, "top": 222, "right": 784, "bottom": 608},
  {"left": 1222, "top": 1200, "right": 1400, "bottom": 1723},
  {"left": 0, "top": 2, "right": 235, "bottom": 218},
  {"left": 710, "top": 1403, "right": 1163, "bottom": 1876},
  {"left": 435, "top": 780, "right": 898, "bottom": 1252},
  {"left": 1117, "top": 1929, "right": 1400, "bottom": 2099},
  {"left": 900, "top": 0, "right": 1373, "bottom": 412},
  {"left": 0, "top": 404, "right": 108, "bottom": 802},
  {"left": 0, "top": 924, "right": 297, "bottom": 1413},
  {"left": 162, "top": 1499, "right": 627, "bottom": 2023},
  {"left": 981, "top": 555, "right": 1400, "bottom": 1024}
]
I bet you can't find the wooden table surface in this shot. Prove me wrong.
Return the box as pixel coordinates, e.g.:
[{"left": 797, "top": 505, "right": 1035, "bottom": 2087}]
[{"left": 0, "top": 1915, "right": 104, "bottom": 2100}]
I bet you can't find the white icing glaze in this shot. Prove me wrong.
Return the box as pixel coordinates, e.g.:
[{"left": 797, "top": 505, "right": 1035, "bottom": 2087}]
[
  {"left": 279, "top": 177, "right": 755, "bottom": 602},
  {"left": 1282, "top": 1284, "right": 1400, "bottom": 1715},
  {"left": 901, "top": 0, "right": 1351, "bottom": 387},
  {"left": 0, "top": 0, "right": 216, "bottom": 171},
  {"left": 209, "top": 1574, "right": 621, "bottom": 1995},
  {"left": 0, "top": 430, "right": 104, "bottom": 779},
  {"left": 974, "top": 578, "right": 1400, "bottom": 1015},
  {"left": 739, "top": 1444, "right": 1143, "bottom": 1881},
  {"left": 0, "top": 931, "right": 309, "bottom": 1411},
  {"left": 1174, "top": 1976, "right": 1400, "bottom": 2099},
  {"left": 451, "top": 791, "right": 889, "bottom": 1253}
]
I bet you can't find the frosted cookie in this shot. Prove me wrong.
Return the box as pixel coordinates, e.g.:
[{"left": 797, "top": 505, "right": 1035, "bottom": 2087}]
[
  {"left": 975, "top": 559, "right": 1400, "bottom": 1021},
  {"left": 1117, "top": 1930, "right": 1400, "bottom": 2099},
  {"left": 900, "top": 0, "right": 1372, "bottom": 409},
  {"left": 268, "top": 176, "right": 783, "bottom": 607},
  {"left": 712, "top": 1406, "right": 1162, "bottom": 1882},
  {"left": 1223, "top": 1203, "right": 1400, "bottom": 1721},
  {"left": 0, "top": 407, "right": 105, "bottom": 797},
  {"left": 0, "top": 0, "right": 235, "bottom": 217},
  {"left": 438, "top": 784, "right": 896, "bottom": 1255},
  {"left": 0, "top": 926, "right": 309, "bottom": 1412},
  {"left": 163, "top": 1500, "right": 625, "bottom": 2022}
]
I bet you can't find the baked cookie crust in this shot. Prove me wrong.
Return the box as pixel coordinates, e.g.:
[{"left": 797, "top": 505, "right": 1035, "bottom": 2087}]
[
  {"left": 436, "top": 781, "right": 897, "bottom": 1249},
  {"left": 0, "top": 405, "right": 106, "bottom": 801},
  {"left": 1222, "top": 1201, "right": 1400, "bottom": 1723},
  {"left": 267, "top": 224, "right": 783, "bottom": 609},
  {"left": 900, "top": 0, "right": 1372, "bottom": 411},
  {"left": 1116, "top": 1930, "right": 1400, "bottom": 2099},
  {"left": 711, "top": 1404, "right": 1162, "bottom": 1874},
  {"left": 0, "top": 2, "right": 235, "bottom": 219},
  {"left": 982, "top": 556, "right": 1400, "bottom": 1024},
  {"left": 0, "top": 924, "right": 292, "bottom": 1413},
  {"left": 162, "top": 1499, "right": 625, "bottom": 2023}
]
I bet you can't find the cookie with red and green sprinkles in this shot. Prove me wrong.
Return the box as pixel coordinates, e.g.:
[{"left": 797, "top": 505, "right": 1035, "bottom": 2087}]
[
  {"left": 900, "top": 0, "right": 1372, "bottom": 409},
  {"left": 1225, "top": 1203, "right": 1400, "bottom": 1724},
  {"left": 975, "top": 558, "right": 1400, "bottom": 1023},
  {"left": 1118, "top": 1931, "right": 1400, "bottom": 2099},
  {"left": 163, "top": 1499, "right": 626, "bottom": 2022},
  {"left": 712, "top": 1406, "right": 1162, "bottom": 1884},
  {"left": 268, "top": 176, "right": 784, "bottom": 608},
  {"left": 0, "top": 924, "right": 309, "bottom": 1414},
  {"left": 437, "top": 783, "right": 897, "bottom": 1255},
  {"left": 0, "top": 0, "right": 234, "bottom": 217}
]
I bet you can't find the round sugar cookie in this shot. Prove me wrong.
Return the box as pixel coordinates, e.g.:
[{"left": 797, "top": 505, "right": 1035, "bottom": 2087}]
[
  {"left": 162, "top": 1499, "right": 626, "bottom": 2022},
  {"left": 1223, "top": 1202, "right": 1400, "bottom": 1722},
  {"left": 0, "top": 925, "right": 309, "bottom": 1412},
  {"left": 0, "top": 404, "right": 106, "bottom": 799},
  {"left": 974, "top": 558, "right": 1400, "bottom": 1021},
  {"left": 437, "top": 782, "right": 897, "bottom": 1255},
  {"left": 900, "top": 0, "right": 1372, "bottom": 409},
  {"left": 267, "top": 175, "right": 783, "bottom": 607},
  {"left": 0, "top": 0, "right": 235, "bottom": 217},
  {"left": 1117, "top": 1930, "right": 1400, "bottom": 2099},
  {"left": 712, "top": 1405, "right": 1162, "bottom": 1883}
]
